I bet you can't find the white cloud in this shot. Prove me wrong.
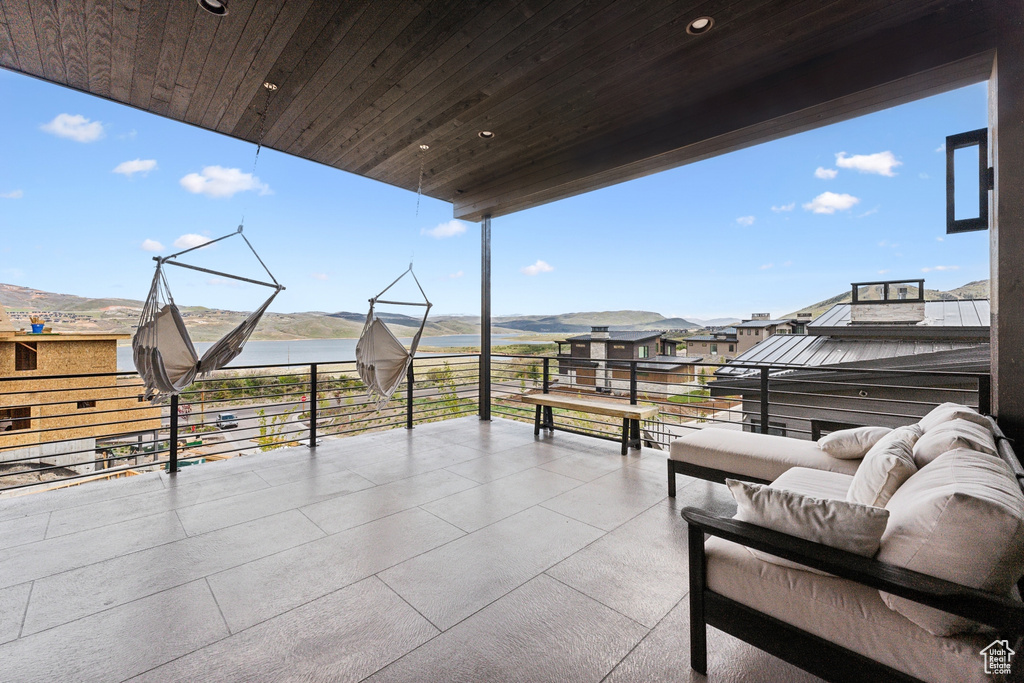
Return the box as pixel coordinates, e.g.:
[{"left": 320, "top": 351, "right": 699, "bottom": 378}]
[
  {"left": 40, "top": 113, "right": 105, "bottom": 142},
  {"left": 521, "top": 260, "right": 554, "bottom": 276},
  {"left": 878, "top": 240, "right": 899, "bottom": 248},
  {"left": 113, "top": 159, "right": 157, "bottom": 177},
  {"left": 140, "top": 239, "right": 164, "bottom": 252},
  {"left": 173, "top": 233, "right": 212, "bottom": 250},
  {"left": 919, "top": 172, "right": 930, "bottom": 180},
  {"left": 878, "top": 269, "right": 890, "bottom": 275},
  {"left": 0, "top": 189, "right": 23, "bottom": 199},
  {"left": 179, "top": 166, "right": 270, "bottom": 198},
  {"left": 448, "top": 270, "right": 464, "bottom": 279},
  {"left": 119, "top": 129, "right": 137, "bottom": 140},
  {"left": 736, "top": 215, "right": 755, "bottom": 226},
  {"left": 771, "top": 202, "right": 795, "bottom": 212},
  {"left": 814, "top": 167, "right": 837, "bottom": 179},
  {"left": 935, "top": 143, "right": 946, "bottom": 153},
  {"left": 858, "top": 207, "right": 879, "bottom": 218},
  {"left": 936, "top": 236, "right": 945, "bottom": 242},
  {"left": 311, "top": 272, "right": 328, "bottom": 281},
  {"left": 835, "top": 151, "right": 901, "bottom": 176},
  {"left": 803, "top": 192, "right": 860, "bottom": 214},
  {"left": 759, "top": 263, "right": 773, "bottom": 270},
  {"left": 421, "top": 220, "right": 467, "bottom": 239},
  {"left": 782, "top": 261, "right": 793, "bottom": 267},
  {"left": 921, "top": 265, "right": 960, "bottom": 273}
]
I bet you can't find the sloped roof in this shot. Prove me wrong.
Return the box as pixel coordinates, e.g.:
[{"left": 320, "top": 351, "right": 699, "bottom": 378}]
[
  {"left": 735, "top": 319, "right": 794, "bottom": 328},
  {"left": 566, "top": 331, "right": 663, "bottom": 342},
  {"left": 809, "top": 300, "right": 990, "bottom": 329}
]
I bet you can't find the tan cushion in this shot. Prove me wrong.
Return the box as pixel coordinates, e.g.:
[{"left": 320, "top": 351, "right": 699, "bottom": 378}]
[
  {"left": 878, "top": 448, "right": 1024, "bottom": 636},
  {"left": 669, "top": 429, "right": 860, "bottom": 482},
  {"left": 918, "top": 402, "right": 991, "bottom": 433},
  {"left": 846, "top": 425, "right": 920, "bottom": 508},
  {"left": 771, "top": 466, "right": 854, "bottom": 501},
  {"left": 727, "top": 479, "right": 889, "bottom": 576},
  {"left": 912, "top": 418, "right": 998, "bottom": 467},
  {"left": 705, "top": 537, "right": 995, "bottom": 683},
  {"left": 818, "top": 426, "right": 893, "bottom": 459}
]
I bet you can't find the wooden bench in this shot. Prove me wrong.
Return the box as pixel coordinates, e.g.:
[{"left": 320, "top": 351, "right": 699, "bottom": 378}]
[{"left": 521, "top": 393, "right": 658, "bottom": 455}]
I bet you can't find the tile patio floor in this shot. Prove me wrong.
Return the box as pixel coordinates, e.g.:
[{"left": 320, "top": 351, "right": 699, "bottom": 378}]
[{"left": 0, "top": 417, "right": 822, "bottom": 682}]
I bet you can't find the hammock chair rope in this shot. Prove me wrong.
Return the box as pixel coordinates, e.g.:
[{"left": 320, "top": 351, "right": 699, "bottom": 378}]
[
  {"left": 133, "top": 227, "right": 284, "bottom": 402},
  {"left": 355, "top": 264, "right": 432, "bottom": 410}
]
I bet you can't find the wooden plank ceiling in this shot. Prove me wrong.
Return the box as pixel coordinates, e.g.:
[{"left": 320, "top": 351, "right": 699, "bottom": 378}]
[{"left": 0, "top": 0, "right": 1003, "bottom": 221}]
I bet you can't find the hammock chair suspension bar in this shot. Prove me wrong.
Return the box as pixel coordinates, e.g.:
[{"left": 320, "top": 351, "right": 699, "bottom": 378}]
[
  {"left": 159, "top": 259, "right": 283, "bottom": 291},
  {"left": 372, "top": 299, "right": 430, "bottom": 307}
]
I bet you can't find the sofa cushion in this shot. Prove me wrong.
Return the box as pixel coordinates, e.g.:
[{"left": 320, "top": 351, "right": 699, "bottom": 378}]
[
  {"left": 846, "top": 425, "right": 921, "bottom": 508},
  {"left": 669, "top": 429, "right": 860, "bottom": 482},
  {"left": 728, "top": 478, "right": 889, "bottom": 576},
  {"left": 918, "top": 402, "right": 991, "bottom": 433},
  {"left": 912, "top": 418, "right": 998, "bottom": 467},
  {"left": 818, "top": 426, "right": 893, "bottom": 459},
  {"left": 878, "top": 448, "right": 1024, "bottom": 636},
  {"left": 771, "top": 466, "right": 855, "bottom": 501},
  {"left": 704, "top": 536, "right": 996, "bottom": 683}
]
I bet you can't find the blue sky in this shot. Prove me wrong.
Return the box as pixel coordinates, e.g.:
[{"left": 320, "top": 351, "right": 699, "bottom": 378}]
[{"left": 0, "top": 67, "right": 989, "bottom": 319}]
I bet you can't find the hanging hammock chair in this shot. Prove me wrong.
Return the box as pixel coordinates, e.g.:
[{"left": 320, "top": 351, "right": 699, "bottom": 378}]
[
  {"left": 355, "top": 265, "right": 432, "bottom": 410},
  {"left": 133, "top": 226, "right": 284, "bottom": 402}
]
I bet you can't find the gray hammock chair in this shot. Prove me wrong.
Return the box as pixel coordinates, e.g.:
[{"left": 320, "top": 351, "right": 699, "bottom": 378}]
[
  {"left": 355, "top": 265, "right": 432, "bottom": 410},
  {"left": 133, "top": 226, "right": 284, "bottom": 402}
]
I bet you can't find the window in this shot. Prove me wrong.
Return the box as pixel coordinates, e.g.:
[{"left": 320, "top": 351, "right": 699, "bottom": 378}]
[
  {"left": 0, "top": 407, "right": 31, "bottom": 432},
  {"left": 729, "top": 345, "right": 734, "bottom": 352},
  {"left": 638, "top": 346, "right": 649, "bottom": 359},
  {"left": 15, "top": 342, "right": 37, "bottom": 371},
  {"left": 710, "top": 344, "right": 718, "bottom": 354},
  {"left": 77, "top": 400, "right": 97, "bottom": 409}
]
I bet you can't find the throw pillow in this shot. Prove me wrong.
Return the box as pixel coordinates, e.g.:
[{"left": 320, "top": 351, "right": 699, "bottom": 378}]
[
  {"left": 918, "top": 402, "right": 992, "bottom": 433},
  {"left": 818, "top": 426, "right": 893, "bottom": 459},
  {"left": 912, "top": 418, "right": 998, "bottom": 467},
  {"left": 846, "top": 425, "right": 920, "bottom": 507}
]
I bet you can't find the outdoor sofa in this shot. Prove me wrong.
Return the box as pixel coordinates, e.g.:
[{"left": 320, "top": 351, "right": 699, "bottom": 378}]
[{"left": 678, "top": 404, "right": 1024, "bottom": 682}]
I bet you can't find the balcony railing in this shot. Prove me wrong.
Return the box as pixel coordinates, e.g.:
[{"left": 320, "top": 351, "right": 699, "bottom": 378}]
[{"left": 0, "top": 351, "right": 990, "bottom": 493}]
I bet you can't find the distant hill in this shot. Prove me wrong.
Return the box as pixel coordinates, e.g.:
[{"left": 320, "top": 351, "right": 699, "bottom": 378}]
[
  {"left": 784, "top": 279, "right": 991, "bottom": 319},
  {"left": 0, "top": 284, "right": 713, "bottom": 340}
]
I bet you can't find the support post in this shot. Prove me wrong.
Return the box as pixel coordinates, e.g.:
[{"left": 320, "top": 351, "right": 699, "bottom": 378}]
[
  {"left": 760, "top": 366, "right": 770, "bottom": 434},
  {"left": 309, "top": 364, "right": 317, "bottom": 447},
  {"left": 630, "top": 361, "right": 638, "bottom": 405},
  {"left": 542, "top": 357, "right": 550, "bottom": 394},
  {"left": 979, "top": 374, "right": 992, "bottom": 416},
  {"left": 688, "top": 522, "right": 708, "bottom": 674},
  {"left": 991, "top": 19, "right": 1024, "bottom": 441},
  {"left": 480, "top": 215, "right": 492, "bottom": 421},
  {"left": 169, "top": 394, "right": 179, "bottom": 473},
  {"left": 406, "top": 363, "right": 415, "bottom": 430}
]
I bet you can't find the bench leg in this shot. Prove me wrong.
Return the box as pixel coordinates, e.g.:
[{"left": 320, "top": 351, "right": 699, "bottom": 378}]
[
  {"left": 543, "top": 406, "right": 554, "bottom": 431},
  {"left": 668, "top": 459, "right": 676, "bottom": 497},
  {"left": 621, "top": 418, "right": 629, "bottom": 456},
  {"left": 630, "top": 419, "right": 641, "bottom": 451},
  {"left": 534, "top": 405, "right": 541, "bottom": 436}
]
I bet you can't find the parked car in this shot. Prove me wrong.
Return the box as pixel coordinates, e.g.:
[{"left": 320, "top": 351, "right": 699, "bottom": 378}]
[{"left": 216, "top": 413, "right": 239, "bottom": 429}]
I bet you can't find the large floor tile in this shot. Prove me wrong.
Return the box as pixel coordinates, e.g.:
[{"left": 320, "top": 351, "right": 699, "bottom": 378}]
[
  {"left": 541, "top": 465, "right": 668, "bottom": 531},
  {"left": 443, "top": 441, "right": 567, "bottom": 483},
  {"left": 603, "top": 596, "right": 823, "bottom": 683},
  {"left": 349, "top": 443, "right": 485, "bottom": 484},
  {"left": 0, "top": 511, "right": 186, "bottom": 589},
  {"left": 0, "top": 511, "right": 49, "bottom": 550},
  {"left": 130, "top": 577, "right": 437, "bottom": 683},
  {"left": 0, "top": 582, "right": 31, "bottom": 645},
  {"left": 537, "top": 446, "right": 642, "bottom": 482},
  {"left": 176, "top": 467, "right": 375, "bottom": 535},
  {"left": 0, "top": 579, "right": 228, "bottom": 683},
  {"left": 22, "top": 509, "right": 323, "bottom": 635},
  {"left": 45, "top": 470, "right": 271, "bottom": 538},
  {"left": 208, "top": 507, "right": 463, "bottom": 632},
  {"left": 378, "top": 506, "right": 603, "bottom": 630},
  {"left": 365, "top": 575, "right": 647, "bottom": 683},
  {"left": 0, "top": 472, "right": 166, "bottom": 522},
  {"left": 546, "top": 502, "right": 688, "bottom": 627},
  {"left": 422, "top": 467, "right": 582, "bottom": 532},
  {"left": 300, "top": 468, "right": 478, "bottom": 534}
]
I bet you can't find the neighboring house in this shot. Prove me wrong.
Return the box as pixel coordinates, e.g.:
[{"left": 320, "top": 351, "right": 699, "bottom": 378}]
[
  {"left": 734, "top": 312, "right": 808, "bottom": 354},
  {"left": 710, "top": 280, "right": 990, "bottom": 438},
  {"left": 684, "top": 327, "right": 738, "bottom": 359},
  {"left": 557, "top": 326, "right": 702, "bottom": 396},
  {"left": 0, "top": 305, "right": 161, "bottom": 473}
]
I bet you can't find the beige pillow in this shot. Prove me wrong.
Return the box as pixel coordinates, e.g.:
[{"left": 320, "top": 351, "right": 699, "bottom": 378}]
[
  {"left": 846, "top": 425, "right": 920, "bottom": 507},
  {"left": 878, "top": 448, "right": 1024, "bottom": 636},
  {"left": 728, "top": 478, "right": 889, "bottom": 576},
  {"left": 912, "top": 418, "right": 998, "bottom": 467},
  {"left": 817, "top": 426, "right": 893, "bottom": 459},
  {"left": 918, "top": 402, "right": 991, "bottom": 433}
]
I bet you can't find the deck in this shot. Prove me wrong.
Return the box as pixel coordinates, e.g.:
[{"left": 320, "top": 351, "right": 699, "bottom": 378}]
[{"left": 0, "top": 417, "right": 820, "bottom": 682}]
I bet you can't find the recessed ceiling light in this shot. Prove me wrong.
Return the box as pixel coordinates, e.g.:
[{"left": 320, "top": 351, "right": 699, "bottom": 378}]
[
  {"left": 478, "top": 131, "right": 495, "bottom": 139},
  {"left": 263, "top": 82, "right": 277, "bottom": 91},
  {"left": 419, "top": 144, "right": 430, "bottom": 151},
  {"left": 198, "top": 0, "right": 228, "bottom": 16},
  {"left": 686, "top": 16, "right": 713, "bottom": 35}
]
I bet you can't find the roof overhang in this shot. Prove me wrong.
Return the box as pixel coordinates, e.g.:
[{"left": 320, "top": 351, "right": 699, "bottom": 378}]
[{"left": 0, "top": 0, "right": 1001, "bottom": 221}]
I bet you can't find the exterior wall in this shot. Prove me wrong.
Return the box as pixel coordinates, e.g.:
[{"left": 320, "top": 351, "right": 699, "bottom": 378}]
[{"left": 685, "top": 339, "right": 737, "bottom": 359}]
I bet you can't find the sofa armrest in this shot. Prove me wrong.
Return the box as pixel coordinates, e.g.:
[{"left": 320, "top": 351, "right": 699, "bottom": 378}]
[{"left": 682, "top": 506, "right": 1024, "bottom": 634}]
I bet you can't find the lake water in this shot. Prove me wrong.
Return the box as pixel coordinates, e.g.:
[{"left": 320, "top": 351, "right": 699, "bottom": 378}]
[{"left": 116, "top": 335, "right": 535, "bottom": 371}]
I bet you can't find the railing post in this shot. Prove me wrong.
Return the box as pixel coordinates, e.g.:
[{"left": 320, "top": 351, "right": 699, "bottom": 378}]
[
  {"left": 759, "top": 366, "right": 770, "bottom": 434},
  {"left": 630, "top": 361, "right": 638, "bottom": 405},
  {"left": 979, "top": 373, "right": 992, "bottom": 415},
  {"left": 543, "top": 357, "right": 550, "bottom": 394},
  {"left": 169, "top": 394, "right": 179, "bottom": 473},
  {"left": 479, "top": 215, "right": 491, "bottom": 421},
  {"left": 309, "top": 363, "right": 317, "bottom": 447},
  {"left": 406, "top": 362, "right": 415, "bottom": 429}
]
